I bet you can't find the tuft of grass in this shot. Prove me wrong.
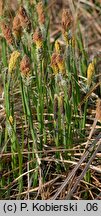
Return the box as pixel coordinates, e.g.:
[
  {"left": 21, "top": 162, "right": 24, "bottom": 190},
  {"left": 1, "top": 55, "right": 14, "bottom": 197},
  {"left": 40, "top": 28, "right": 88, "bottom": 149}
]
[{"left": 0, "top": 0, "right": 101, "bottom": 200}]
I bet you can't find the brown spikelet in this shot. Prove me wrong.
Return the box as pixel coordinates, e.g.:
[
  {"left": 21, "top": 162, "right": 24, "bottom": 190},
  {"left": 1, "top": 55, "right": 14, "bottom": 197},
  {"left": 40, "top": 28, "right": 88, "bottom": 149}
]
[
  {"left": 51, "top": 53, "right": 58, "bottom": 66},
  {"left": 54, "top": 94, "right": 58, "bottom": 121},
  {"left": 12, "top": 14, "right": 22, "bottom": 37},
  {"left": 33, "top": 28, "right": 42, "bottom": 42},
  {"left": 62, "top": 9, "right": 72, "bottom": 31},
  {"left": 0, "top": 0, "right": 4, "bottom": 16},
  {"left": 96, "top": 99, "right": 101, "bottom": 122},
  {"left": 36, "top": 1, "right": 45, "bottom": 25},
  {"left": 20, "top": 55, "right": 31, "bottom": 77},
  {"left": 50, "top": 53, "right": 59, "bottom": 75},
  {"left": 1, "top": 22, "right": 13, "bottom": 45},
  {"left": 30, "top": 0, "right": 34, "bottom": 5},
  {"left": 59, "top": 93, "right": 65, "bottom": 115},
  {"left": 18, "top": 6, "right": 31, "bottom": 31},
  {"left": 33, "top": 28, "right": 43, "bottom": 48},
  {"left": 56, "top": 54, "right": 65, "bottom": 75}
]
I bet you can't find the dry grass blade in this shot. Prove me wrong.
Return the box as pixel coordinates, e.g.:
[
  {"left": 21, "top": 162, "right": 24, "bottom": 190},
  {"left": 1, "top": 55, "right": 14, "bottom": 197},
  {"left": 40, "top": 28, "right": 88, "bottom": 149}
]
[
  {"left": 66, "top": 138, "right": 101, "bottom": 199},
  {"left": 51, "top": 133, "right": 101, "bottom": 199},
  {"left": 4, "top": 167, "right": 38, "bottom": 190},
  {"left": 78, "top": 81, "right": 101, "bottom": 108},
  {"left": 10, "top": 175, "right": 62, "bottom": 198},
  {"left": 84, "top": 98, "right": 101, "bottom": 151}
]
